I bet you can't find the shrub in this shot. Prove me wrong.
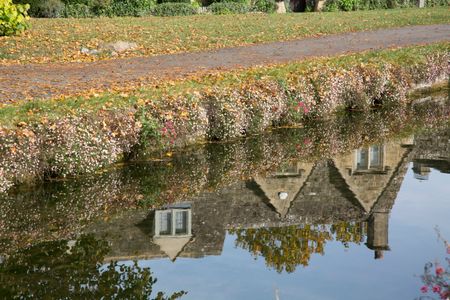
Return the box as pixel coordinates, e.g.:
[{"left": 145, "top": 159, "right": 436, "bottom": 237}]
[
  {"left": 151, "top": 2, "right": 196, "bottom": 16},
  {"left": 0, "top": 0, "right": 29, "bottom": 36},
  {"left": 252, "top": 0, "right": 276, "bottom": 12},
  {"left": 324, "top": 0, "right": 446, "bottom": 10},
  {"left": 208, "top": 2, "right": 249, "bottom": 14},
  {"left": 158, "top": 0, "right": 190, "bottom": 3},
  {"left": 15, "top": 0, "right": 65, "bottom": 17},
  {"left": 203, "top": 0, "right": 247, "bottom": 7},
  {"left": 63, "top": 3, "right": 92, "bottom": 17},
  {"left": 36, "top": 0, "right": 65, "bottom": 17},
  {"left": 106, "top": 0, "right": 153, "bottom": 16}
]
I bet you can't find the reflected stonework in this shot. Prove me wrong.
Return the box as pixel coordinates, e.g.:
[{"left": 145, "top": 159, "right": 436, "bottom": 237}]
[{"left": 83, "top": 126, "right": 450, "bottom": 270}]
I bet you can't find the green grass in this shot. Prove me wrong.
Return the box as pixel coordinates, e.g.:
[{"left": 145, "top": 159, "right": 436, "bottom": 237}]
[
  {"left": 0, "top": 7, "right": 448, "bottom": 64},
  {"left": 0, "top": 42, "right": 448, "bottom": 128}
]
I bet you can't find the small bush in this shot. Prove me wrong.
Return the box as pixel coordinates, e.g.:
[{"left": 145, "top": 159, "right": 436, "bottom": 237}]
[
  {"left": 63, "top": 3, "right": 92, "bottom": 17},
  {"left": 37, "top": 0, "right": 66, "bottom": 17},
  {"left": 252, "top": 0, "right": 276, "bottom": 12},
  {"left": 15, "top": 0, "right": 65, "bottom": 17},
  {"left": 208, "top": 2, "right": 249, "bottom": 14},
  {"left": 324, "top": 0, "right": 446, "bottom": 10},
  {"left": 151, "top": 2, "right": 196, "bottom": 16},
  {"left": 158, "top": 0, "right": 191, "bottom": 3},
  {"left": 0, "top": 0, "right": 29, "bottom": 36},
  {"left": 107, "top": 0, "right": 153, "bottom": 16}
]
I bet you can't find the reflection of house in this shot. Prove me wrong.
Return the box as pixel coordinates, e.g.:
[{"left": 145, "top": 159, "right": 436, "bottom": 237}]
[
  {"left": 332, "top": 138, "right": 414, "bottom": 213},
  {"left": 153, "top": 204, "right": 192, "bottom": 261},
  {"left": 412, "top": 127, "right": 450, "bottom": 179},
  {"left": 254, "top": 162, "right": 314, "bottom": 218},
  {"left": 85, "top": 130, "right": 450, "bottom": 263}
]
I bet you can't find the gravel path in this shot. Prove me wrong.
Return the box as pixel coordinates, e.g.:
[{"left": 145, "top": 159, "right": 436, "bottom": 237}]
[{"left": 1, "top": 24, "right": 449, "bottom": 102}]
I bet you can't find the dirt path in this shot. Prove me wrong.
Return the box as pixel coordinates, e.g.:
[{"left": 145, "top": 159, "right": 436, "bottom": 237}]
[{"left": 1, "top": 24, "right": 449, "bottom": 103}]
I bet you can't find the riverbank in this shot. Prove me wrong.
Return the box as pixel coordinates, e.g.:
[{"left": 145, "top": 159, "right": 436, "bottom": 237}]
[{"left": 0, "top": 43, "right": 448, "bottom": 193}]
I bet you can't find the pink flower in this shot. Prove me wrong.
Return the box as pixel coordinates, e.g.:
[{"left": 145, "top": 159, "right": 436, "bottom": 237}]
[
  {"left": 433, "top": 285, "right": 442, "bottom": 293},
  {"left": 440, "top": 291, "right": 449, "bottom": 300},
  {"left": 421, "top": 286, "right": 428, "bottom": 293},
  {"left": 436, "top": 266, "right": 445, "bottom": 276}
]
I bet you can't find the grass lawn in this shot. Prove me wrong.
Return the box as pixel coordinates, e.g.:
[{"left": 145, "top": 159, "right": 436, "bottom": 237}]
[
  {"left": 0, "top": 42, "right": 448, "bottom": 128},
  {"left": 0, "top": 7, "right": 448, "bottom": 64}
]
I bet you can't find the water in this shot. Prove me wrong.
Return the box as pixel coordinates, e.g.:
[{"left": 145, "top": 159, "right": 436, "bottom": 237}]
[{"left": 0, "top": 97, "right": 449, "bottom": 299}]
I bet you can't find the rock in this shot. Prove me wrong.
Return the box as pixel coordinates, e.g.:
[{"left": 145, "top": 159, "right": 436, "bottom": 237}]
[
  {"left": 80, "top": 47, "right": 100, "bottom": 56},
  {"left": 102, "top": 41, "right": 138, "bottom": 53}
]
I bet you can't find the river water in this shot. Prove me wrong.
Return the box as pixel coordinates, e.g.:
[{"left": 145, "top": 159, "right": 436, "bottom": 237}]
[{"left": 0, "top": 96, "right": 449, "bottom": 299}]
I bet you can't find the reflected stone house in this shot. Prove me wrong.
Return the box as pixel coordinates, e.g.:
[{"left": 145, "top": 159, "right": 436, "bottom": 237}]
[{"left": 87, "top": 131, "right": 449, "bottom": 263}]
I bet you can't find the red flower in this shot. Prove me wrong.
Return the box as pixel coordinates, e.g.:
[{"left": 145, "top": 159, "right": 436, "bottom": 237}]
[
  {"left": 421, "top": 286, "right": 429, "bottom": 293},
  {"left": 433, "top": 285, "right": 442, "bottom": 293},
  {"left": 436, "top": 266, "right": 445, "bottom": 276}
]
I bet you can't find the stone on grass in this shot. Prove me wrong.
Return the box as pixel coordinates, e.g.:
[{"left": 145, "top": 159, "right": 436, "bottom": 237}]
[{"left": 101, "top": 41, "right": 138, "bottom": 53}]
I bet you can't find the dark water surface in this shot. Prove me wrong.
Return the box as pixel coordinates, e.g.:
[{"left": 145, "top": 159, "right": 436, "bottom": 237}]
[{"left": 0, "top": 98, "right": 449, "bottom": 299}]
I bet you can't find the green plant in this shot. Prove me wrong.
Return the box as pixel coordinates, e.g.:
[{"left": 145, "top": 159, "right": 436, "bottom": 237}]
[
  {"left": 105, "top": 0, "right": 153, "bottom": 16},
  {"left": 339, "top": 0, "right": 357, "bottom": 10},
  {"left": 252, "top": 0, "right": 276, "bottom": 12},
  {"left": 37, "top": 0, "right": 66, "bottom": 17},
  {"left": 63, "top": 3, "right": 92, "bottom": 17},
  {"left": 151, "top": 2, "right": 196, "bottom": 16},
  {"left": 208, "top": 2, "right": 249, "bottom": 14},
  {"left": 158, "top": 0, "right": 191, "bottom": 3},
  {"left": 14, "top": 0, "right": 65, "bottom": 17},
  {"left": 0, "top": 0, "right": 29, "bottom": 36}
]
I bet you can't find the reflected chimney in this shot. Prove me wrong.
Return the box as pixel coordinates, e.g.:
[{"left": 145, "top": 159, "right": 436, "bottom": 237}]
[
  {"left": 412, "top": 162, "right": 431, "bottom": 181},
  {"left": 366, "top": 211, "right": 390, "bottom": 259}
]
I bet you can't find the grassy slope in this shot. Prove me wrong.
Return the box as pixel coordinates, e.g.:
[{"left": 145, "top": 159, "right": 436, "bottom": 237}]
[
  {"left": 0, "top": 42, "right": 448, "bottom": 128},
  {"left": 0, "top": 7, "right": 449, "bottom": 64}
]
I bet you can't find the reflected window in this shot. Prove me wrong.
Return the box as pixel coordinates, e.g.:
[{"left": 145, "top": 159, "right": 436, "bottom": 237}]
[
  {"left": 370, "top": 146, "right": 382, "bottom": 168},
  {"left": 357, "top": 149, "right": 369, "bottom": 170},
  {"left": 154, "top": 206, "right": 192, "bottom": 237},
  {"left": 159, "top": 211, "right": 172, "bottom": 235},
  {"left": 175, "top": 211, "right": 188, "bottom": 235},
  {"left": 356, "top": 145, "right": 384, "bottom": 171}
]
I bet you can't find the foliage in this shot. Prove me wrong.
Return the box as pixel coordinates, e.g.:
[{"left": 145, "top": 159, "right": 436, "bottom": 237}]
[
  {"left": 230, "top": 222, "right": 365, "bottom": 273},
  {"left": 0, "top": 235, "right": 186, "bottom": 299},
  {"left": 251, "top": 0, "right": 276, "bottom": 12},
  {"left": 63, "top": 3, "right": 92, "bottom": 17},
  {"left": 151, "top": 2, "right": 196, "bottom": 16},
  {"left": 107, "top": 0, "right": 154, "bottom": 17},
  {"left": 208, "top": 2, "right": 250, "bottom": 14},
  {"left": 36, "top": 0, "right": 66, "bottom": 17},
  {"left": 204, "top": 0, "right": 249, "bottom": 6},
  {"left": 158, "top": 0, "right": 191, "bottom": 4},
  {"left": 0, "top": 46, "right": 448, "bottom": 192},
  {"left": 323, "top": 0, "right": 447, "bottom": 11},
  {"left": 0, "top": 0, "right": 29, "bottom": 36}
]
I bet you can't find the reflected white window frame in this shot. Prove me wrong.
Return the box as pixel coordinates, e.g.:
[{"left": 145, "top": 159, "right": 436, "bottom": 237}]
[
  {"left": 353, "top": 145, "right": 385, "bottom": 173},
  {"left": 154, "top": 208, "right": 192, "bottom": 237},
  {"left": 273, "top": 163, "right": 303, "bottom": 177}
]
